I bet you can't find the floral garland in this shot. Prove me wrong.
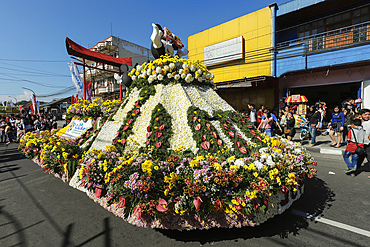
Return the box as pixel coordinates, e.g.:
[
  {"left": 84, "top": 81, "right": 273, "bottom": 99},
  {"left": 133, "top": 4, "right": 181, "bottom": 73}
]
[
  {"left": 113, "top": 85, "right": 156, "bottom": 154},
  {"left": 66, "top": 98, "right": 121, "bottom": 120},
  {"left": 142, "top": 103, "right": 173, "bottom": 160},
  {"left": 128, "top": 55, "right": 215, "bottom": 89},
  {"left": 77, "top": 138, "right": 316, "bottom": 229}
]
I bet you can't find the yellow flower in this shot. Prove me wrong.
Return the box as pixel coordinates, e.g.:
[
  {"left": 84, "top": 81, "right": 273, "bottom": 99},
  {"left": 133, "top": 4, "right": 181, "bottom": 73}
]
[{"left": 227, "top": 156, "right": 235, "bottom": 163}]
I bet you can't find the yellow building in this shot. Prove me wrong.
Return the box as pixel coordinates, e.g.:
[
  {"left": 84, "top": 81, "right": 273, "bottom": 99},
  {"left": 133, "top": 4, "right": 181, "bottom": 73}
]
[{"left": 188, "top": 5, "right": 278, "bottom": 111}]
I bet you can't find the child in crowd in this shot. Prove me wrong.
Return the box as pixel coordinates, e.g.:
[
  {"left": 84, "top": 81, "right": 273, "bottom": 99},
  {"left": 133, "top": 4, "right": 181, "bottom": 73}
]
[{"left": 343, "top": 119, "right": 368, "bottom": 176}]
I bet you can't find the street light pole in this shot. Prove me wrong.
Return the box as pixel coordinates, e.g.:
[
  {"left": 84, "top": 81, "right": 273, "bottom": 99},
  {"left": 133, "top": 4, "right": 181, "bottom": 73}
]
[{"left": 8, "top": 96, "right": 17, "bottom": 104}]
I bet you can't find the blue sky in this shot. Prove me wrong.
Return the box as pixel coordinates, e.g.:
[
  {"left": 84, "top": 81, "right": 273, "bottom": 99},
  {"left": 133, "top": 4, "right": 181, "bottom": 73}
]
[{"left": 0, "top": 0, "right": 287, "bottom": 103}]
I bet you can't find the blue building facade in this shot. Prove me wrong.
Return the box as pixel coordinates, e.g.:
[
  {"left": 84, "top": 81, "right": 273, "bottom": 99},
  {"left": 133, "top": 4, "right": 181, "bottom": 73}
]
[{"left": 275, "top": 0, "right": 370, "bottom": 109}]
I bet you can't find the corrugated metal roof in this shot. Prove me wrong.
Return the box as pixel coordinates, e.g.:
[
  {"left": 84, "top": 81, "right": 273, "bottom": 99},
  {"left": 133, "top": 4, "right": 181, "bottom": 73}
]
[{"left": 277, "top": 0, "right": 326, "bottom": 16}]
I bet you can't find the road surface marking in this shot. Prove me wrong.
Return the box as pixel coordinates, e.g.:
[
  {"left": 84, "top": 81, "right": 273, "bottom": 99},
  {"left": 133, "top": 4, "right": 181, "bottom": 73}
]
[
  {"left": 320, "top": 148, "right": 342, "bottom": 155},
  {"left": 292, "top": 209, "right": 370, "bottom": 238}
]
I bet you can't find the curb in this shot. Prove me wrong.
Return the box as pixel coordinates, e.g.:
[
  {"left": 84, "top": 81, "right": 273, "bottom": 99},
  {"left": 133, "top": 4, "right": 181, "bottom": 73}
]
[{"left": 304, "top": 146, "right": 344, "bottom": 156}]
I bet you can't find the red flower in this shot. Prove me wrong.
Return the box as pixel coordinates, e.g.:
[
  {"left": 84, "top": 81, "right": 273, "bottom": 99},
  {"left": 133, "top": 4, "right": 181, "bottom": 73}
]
[
  {"left": 146, "top": 139, "right": 150, "bottom": 145},
  {"left": 146, "top": 132, "right": 152, "bottom": 138},
  {"left": 223, "top": 124, "right": 228, "bottom": 130},
  {"left": 263, "top": 196, "right": 269, "bottom": 210},
  {"left": 201, "top": 141, "right": 210, "bottom": 150},
  {"left": 194, "top": 124, "right": 201, "bottom": 131},
  {"left": 206, "top": 123, "right": 211, "bottom": 131},
  {"left": 112, "top": 139, "right": 117, "bottom": 145},
  {"left": 134, "top": 205, "right": 142, "bottom": 220},
  {"left": 158, "top": 124, "right": 165, "bottom": 130},
  {"left": 236, "top": 141, "right": 241, "bottom": 148},
  {"left": 134, "top": 108, "right": 140, "bottom": 114},
  {"left": 127, "top": 119, "right": 133, "bottom": 125},
  {"left": 214, "top": 199, "right": 223, "bottom": 210},
  {"left": 228, "top": 131, "right": 234, "bottom": 138},
  {"left": 118, "top": 197, "right": 126, "bottom": 208},
  {"left": 155, "top": 142, "right": 162, "bottom": 148},
  {"left": 201, "top": 135, "right": 206, "bottom": 141},
  {"left": 217, "top": 139, "right": 223, "bottom": 146},
  {"left": 95, "top": 185, "right": 103, "bottom": 198},
  {"left": 120, "top": 139, "right": 126, "bottom": 145},
  {"left": 257, "top": 136, "right": 262, "bottom": 141},
  {"left": 239, "top": 146, "right": 247, "bottom": 154},
  {"left": 156, "top": 198, "right": 168, "bottom": 212},
  {"left": 193, "top": 196, "right": 203, "bottom": 211},
  {"left": 147, "top": 126, "right": 151, "bottom": 132},
  {"left": 192, "top": 116, "right": 197, "bottom": 122},
  {"left": 237, "top": 132, "right": 242, "bottom": 138},
  {"left": 156, "top": 132, "right": 162, "bottom": 138},
  {"left": 251, "top": 130, "right": 256, "bottom": 135},
  {"left": 234, "top": 198, "right": 245, "bottom": 210},
  {"left": 122, "top": 125, "right": 129, "bottom": 131},
  {"left": 211, "top": 132, "right": 217, "bottom": 139}
]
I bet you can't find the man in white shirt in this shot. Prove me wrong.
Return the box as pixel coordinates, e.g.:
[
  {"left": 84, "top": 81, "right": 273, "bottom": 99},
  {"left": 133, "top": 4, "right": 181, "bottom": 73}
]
[
  {"left": 357, "top": 108, "right": 370, "bottom": 171},
  {"left": 248, "top": 104, "right": 257, "bottom": 126}
]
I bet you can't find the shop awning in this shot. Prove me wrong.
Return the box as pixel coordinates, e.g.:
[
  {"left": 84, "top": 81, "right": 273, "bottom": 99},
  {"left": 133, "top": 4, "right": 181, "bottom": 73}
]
[
  {"left": 66, "top": 37, "right": 132, "bottom": 67},
  {"left": 285, "top": 94, "right": 308, "bottom": 103}
]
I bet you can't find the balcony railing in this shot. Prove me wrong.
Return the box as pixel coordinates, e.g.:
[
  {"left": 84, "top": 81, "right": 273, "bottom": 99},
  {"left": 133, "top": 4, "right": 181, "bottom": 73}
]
[{"left": 276, "top": 21, "right": 370, "bottom": 53}]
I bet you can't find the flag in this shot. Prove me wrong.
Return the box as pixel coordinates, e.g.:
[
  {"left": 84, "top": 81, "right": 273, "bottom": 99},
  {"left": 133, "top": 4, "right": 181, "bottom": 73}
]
[
  {"left": 68, "top": 61, "right": 84, "bottom": 99},
  {"left": 30, "top": 94, "right": 36, "bottom": 114},
  {"left": 87, "top": 80, "right": 92, "bottom": 101},
  {"left": 71, "top": 95, "right": 74, "bottom": 105},
  {"left": 75, "top": 94, "right": 78, "bottom": 103}
]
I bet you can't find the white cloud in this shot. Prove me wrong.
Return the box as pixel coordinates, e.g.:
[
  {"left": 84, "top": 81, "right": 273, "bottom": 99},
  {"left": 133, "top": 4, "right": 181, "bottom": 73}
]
[{"left": 0, "top": 91, "right": 34, "bottom": 103}]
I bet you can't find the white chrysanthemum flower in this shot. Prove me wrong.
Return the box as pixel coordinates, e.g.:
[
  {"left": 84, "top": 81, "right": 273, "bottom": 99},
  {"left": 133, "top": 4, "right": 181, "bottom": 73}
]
[
  {"left": 146, "top": 69, "right": 152, "bottom": 76},
  {"left": 234, "top": 159, "right": 244, "bottom": 168},
  {"left": 185, "top": 74, "right": 192, "bottom": 83},
  {"left": 266, "top": 156, "right": 275, "bottom": 167},
  {"left": 190, "top": 64, "right": 196, "bottom": 72},
  {"left": 182, "top": 63, "right": 189, "bottom": 69},
  {"left": 179, "top": 69, "right": 183, "bottom": 74},
  {"left": 169, "top": 63, "right": 175, "bottom": 69},
  {"left": 197, "top": 69, "right": 203, "bottom": 75},
  {"left": 254, "top": 161, "right": 264, "bottom": 170},
  {"left": 164, "top": 65, "right": 169, "bottom": 71},
  {"left": 132, "top": 75, "right": 137, "bottom": 81},
  {"left": 157, "top": 74, "right": 164, "bottom": 80},
  {"left": 259, "top": 147, "right": 269, "bottom": 153},
  {"left": 167, "top": 73, "right": 173, "bottom": 79},
  {"left": 155, "top": 67, "right": 162, "bottom": 74},
  {"left": 136, "top": 65, "right": 142, "bottom": 72},
  {"left": 174, "top": 74, "right": 180, "bottom": 80},
  {"left": 198, "top": 77, "right": 203, "bottom": 82},
  {"left": 206, "top": 73, "right": 211, "bottom": 79},
  {"left": 181, "top": 73, "right": 186, "bottom": 79}
]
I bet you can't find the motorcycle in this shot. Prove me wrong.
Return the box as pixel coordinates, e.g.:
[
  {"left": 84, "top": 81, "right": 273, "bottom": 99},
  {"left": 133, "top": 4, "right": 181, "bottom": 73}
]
[{"left": 298, "top": 116, "right": 310, "bottom": 141}]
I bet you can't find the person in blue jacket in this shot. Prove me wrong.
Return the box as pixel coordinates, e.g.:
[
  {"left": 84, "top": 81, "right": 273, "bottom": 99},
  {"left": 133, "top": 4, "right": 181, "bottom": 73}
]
[{"left": 328, "top": 105, "right": 345, "bottom": 148}]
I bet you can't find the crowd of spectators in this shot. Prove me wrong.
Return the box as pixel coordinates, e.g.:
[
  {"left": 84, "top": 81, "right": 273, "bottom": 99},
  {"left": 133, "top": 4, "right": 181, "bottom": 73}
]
[
  {"left": 0, "top": 113, "right": 58, "bottom": 144},
  {"left": 240, "top": 98, "right": 370, "bottom": 177}
]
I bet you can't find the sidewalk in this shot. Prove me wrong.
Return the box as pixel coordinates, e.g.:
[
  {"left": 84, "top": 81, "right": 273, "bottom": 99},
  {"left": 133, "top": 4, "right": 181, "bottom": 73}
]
[{"left": 294, "top": 130, "right": 346, "bottom": 156}]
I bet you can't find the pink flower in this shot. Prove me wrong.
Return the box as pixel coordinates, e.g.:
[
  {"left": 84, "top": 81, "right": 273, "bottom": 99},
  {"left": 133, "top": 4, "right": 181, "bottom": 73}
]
[
  {"left": 146, "top": 132, "right": 152, "bottom": 138},
  {"left": 120, "top": 139, "right": 126, "bottom": 145},
  {"left": 228, "top": 131, "right": 234, "bottom": 138},
  {"left": 156, "top": 198, "right": 168, "bottom": 212},
  {"left": 134, "top": 205, "right": 142, "bottom": 219},
  {"left": 158, "top": 124, "right": 165, "bottom": 130},
  {"left": 122, "top": 125, "right": 129, "bottom": 131},
  {"left": 156, "top": 132, "right": 162, "bottom": 138},
  {"left": 95, "top": 185, "right": 103, "bottom": 198},
  {"left": 236, "top": 141, "right": 241, "bottom": 148},
  {"left": 205, "top": 123, "right": 211, "bottom": 131},
  {"left": 201, "top": 135, "right": 206, "bottom": 141},
  {"left": 192, "top": 116, "right": 197, "bottom": 122},
  {"left": 118, "top": 197, "right": 126, "bottom": 208},
  {"left": 240, "top": 147, "right": 247, "bottom": 154},
  {"left": 127, "top": 119, "right": 133, "bottom": 125},
  {"left": 155, "top": 142, "right": 162, "bottom": 148},
  {"left": 217, "top": 139, "right": 223, "bottom": 146},
  {"left": 211, "top": 132, "right": 217, "bottom": 139},
  {"left": 193, "top": 196, "right": 203, "bottom": 211},
  {"left": 194, "top": 124, "right": 201, "bottom": 131},
  {"left": 201, "top": 141, "right": 210, "bottom": 150}
]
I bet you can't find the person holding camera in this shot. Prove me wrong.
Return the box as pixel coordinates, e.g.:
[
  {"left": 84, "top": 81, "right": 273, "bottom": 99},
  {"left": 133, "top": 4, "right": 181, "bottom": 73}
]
[
  {"left": 328, "top": 106, "right": 345, "bottom": 148},
  {"left": 343, "top": 119, "right": 368, "bottom": 176}
]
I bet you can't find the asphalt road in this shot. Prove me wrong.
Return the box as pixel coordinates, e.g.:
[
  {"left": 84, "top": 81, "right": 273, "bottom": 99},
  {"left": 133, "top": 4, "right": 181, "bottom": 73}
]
[{"left": 0, "top": 143, "right": 369, "bottom": 247}]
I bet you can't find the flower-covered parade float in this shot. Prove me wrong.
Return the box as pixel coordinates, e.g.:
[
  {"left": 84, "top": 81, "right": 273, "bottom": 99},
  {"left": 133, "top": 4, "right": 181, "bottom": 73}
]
[{"left": 19, "top": 24, "right": 317, "bottom": 231}]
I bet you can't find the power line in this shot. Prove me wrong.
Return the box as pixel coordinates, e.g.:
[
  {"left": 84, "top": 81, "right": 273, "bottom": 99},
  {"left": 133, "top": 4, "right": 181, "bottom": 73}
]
[{"left": 0, "top": 72, "right": 68, "bottom": 88}]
